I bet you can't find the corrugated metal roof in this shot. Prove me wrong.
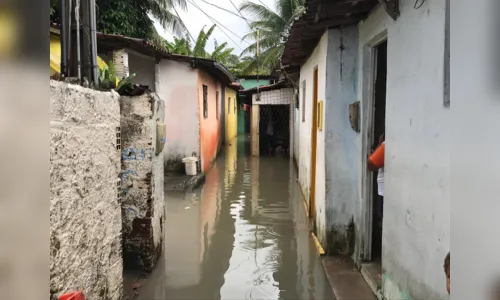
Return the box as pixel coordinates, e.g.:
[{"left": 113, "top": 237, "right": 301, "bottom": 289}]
[{"left": 281, "top": 0, "right": 378, "bottom": 70}]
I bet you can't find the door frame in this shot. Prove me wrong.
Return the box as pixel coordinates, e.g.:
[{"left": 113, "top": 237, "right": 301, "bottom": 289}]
[
  {"left": 361, "top": 32, "right": 387, "bottom": 262},
  {"left": 251, "top": 104, "right": 260, "bottom": 156},
  {"left": 309, "top": 66, "right": 319, "bottom": 219}
]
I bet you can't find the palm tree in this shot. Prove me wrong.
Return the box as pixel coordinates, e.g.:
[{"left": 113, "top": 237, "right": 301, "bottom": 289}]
[
  {"left": 239, "top": 0, "right": 305, "bottom": 74},
  {"left": 149, "top": 0, "right": 189, "bottom": 37},
  {"left": 165, "top": 24, "right": 236, "bottom": 65}
]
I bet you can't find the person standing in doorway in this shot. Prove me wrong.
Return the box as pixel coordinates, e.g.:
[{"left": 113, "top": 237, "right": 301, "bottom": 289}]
[{"left": 368, "top": 133, "right": 385, "bottom": 221}]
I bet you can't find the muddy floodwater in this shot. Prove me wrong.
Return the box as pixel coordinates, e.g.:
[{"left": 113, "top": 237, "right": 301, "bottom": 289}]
[{"left": 127, "top": 137, "right": 333, "bottom": 300}]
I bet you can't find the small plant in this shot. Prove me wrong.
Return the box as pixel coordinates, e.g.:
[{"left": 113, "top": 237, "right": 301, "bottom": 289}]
[{"left": 98, "top": 61, "right": 136, "bottom": 94}]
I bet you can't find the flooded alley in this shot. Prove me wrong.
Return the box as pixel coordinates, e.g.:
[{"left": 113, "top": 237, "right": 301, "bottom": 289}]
[{"left": 127, "top": 137, "right": 333, "bottom": 299}]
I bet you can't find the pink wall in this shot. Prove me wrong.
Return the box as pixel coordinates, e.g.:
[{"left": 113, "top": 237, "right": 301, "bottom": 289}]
[
  {"left": 197, "top": 70, "right": 222, "bottom": 173},
  {"left": 159, "top": 60, "right": 200, "bottom": 168}
]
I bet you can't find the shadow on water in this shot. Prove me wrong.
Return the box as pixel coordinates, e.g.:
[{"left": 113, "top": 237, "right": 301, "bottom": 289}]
[{"left": 127, "top": 136, "right": 333, "bottom": 300}]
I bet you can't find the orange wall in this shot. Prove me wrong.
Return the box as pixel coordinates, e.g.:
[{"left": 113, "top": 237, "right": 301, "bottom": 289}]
[{"left": 198, "top": 70, "right": 222, "bottom": 173}]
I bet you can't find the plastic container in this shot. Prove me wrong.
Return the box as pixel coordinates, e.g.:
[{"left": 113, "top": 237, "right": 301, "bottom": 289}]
[{"left": 182, "top": 157, "right": 198, "bottom": 176}]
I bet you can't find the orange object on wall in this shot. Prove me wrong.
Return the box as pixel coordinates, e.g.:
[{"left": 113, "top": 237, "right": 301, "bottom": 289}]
[
  {"left": 58, "top": 291, "right": 85, "bottom": 300},
  {"left": 198, "top": 70, "right": 222, "bottom": 173}
]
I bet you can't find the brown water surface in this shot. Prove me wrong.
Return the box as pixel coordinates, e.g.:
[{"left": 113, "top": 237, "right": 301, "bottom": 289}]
[{"left": 127, "top": 137, "right": 333, "bottom": 300}]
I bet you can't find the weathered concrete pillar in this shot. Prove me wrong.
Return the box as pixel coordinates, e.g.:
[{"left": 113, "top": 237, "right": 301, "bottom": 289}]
[
  {"left": 113, "top": 49, "right": 129, "bottom": 79},
  {"left": 120, "top": 92, "right": 165, "bottom": 271}
]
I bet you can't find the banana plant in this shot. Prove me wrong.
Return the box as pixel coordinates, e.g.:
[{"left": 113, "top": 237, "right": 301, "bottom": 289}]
[{"left": 98, "top": 61, "right": 136, "bottom": 94}]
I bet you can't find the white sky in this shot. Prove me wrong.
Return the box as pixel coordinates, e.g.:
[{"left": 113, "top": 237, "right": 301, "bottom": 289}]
[{"left": 152, "top": 0, "right": 275, "bottom": 56}]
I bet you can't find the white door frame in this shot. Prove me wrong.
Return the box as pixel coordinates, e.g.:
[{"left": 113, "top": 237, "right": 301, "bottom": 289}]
[{"left": 361, "top": 31, "right": 387, "bottom": 262}]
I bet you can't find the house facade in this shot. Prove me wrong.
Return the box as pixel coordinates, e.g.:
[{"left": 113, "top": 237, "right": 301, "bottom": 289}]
[
  {"left": 158, "top": 56, "right": 235, "bottom": 173},
  {"left": 96, "top": 35, "right": 236, "bottom": 174},
  {"left": 224, "top": 85, "right": 239, "bottom": 143},
  {"left": 282, "top": 0, "right": 450, "bottom": 299}
]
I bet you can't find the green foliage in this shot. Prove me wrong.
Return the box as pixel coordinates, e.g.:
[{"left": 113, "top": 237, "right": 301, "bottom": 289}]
[
  {"left": 165, "top": 24, "right": 242, "bottom": 74},
  {"left": 96, "top": 0, "right": 154, "bottom": 39},
  {"left": 50, "top": 0, "right": 187, "bottom": 40},
  {"left": 98, "top": 61, "right": 136, "bottom": 94},
  {"left": 239, "top": 0, "right": 305, "bottom": 74}
]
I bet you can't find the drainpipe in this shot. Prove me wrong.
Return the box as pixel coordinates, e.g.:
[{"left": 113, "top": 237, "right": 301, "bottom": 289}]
[
  {"left": 89, "top": 0, "right": 98, "bottom": 84},
  {"left": 75, "top": 0, "right": 81, "bottom": 80},
  {"left": 59, "top": 0, "right": 68, "bottom": 77}
]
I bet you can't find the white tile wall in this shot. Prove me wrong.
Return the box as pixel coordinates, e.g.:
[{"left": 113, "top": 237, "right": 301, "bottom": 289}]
[{"left": 252, "top": 88, "right": 293, "bottom": 105}]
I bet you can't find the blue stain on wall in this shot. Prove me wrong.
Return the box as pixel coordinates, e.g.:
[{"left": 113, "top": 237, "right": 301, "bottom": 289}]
[
  {"left": 122, "top": 148, "right": 147, "bottom": 160},
  {"left": 120, "top": 170, "right": 137, "bottom": 195}
]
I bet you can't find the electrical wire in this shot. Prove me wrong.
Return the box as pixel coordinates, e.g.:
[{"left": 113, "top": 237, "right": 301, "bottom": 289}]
[
  {"left": 228, "top": 0, "right": 253, "bottom": 28},
  {"left": 187, "top": 0, "right": 249, "bottom": 49},
  {"left": 414, "top": 0, "right": 426, "bottom": 9},
  {"left": 198, "top": 0, "right": 253, "bottom": 23},
  {"left": 172, "top": 3, "right": 196, "bottom": 43}
]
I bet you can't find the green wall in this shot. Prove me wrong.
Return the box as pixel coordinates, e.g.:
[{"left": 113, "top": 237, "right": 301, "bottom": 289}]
[{"left": 238, "top": 79, "right": 271, "bottom": 90}]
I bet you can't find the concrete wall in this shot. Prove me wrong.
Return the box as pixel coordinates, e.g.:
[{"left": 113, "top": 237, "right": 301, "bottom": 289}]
[
  {"left": 358, "top": 1, "right": 450, "bottom": 299},
  {"left": 225, "top": 87, "right": 238, "bottom": 143},
  {"left": 198, "top": 70, "right": 222, "bottom": 173},
  {"left": 293, "top": 92, "right": 300, "bottom": 166},
  {"left": 452, "top": 1, "right": 500, "bottom": 298},
  {"left": 128, "top": 51, "right": 156, "bottom": 92},
  {"left": 323, "top": 26, "right": 359, "bottom": 255},
  {"left": 297, "top": 32, "right": 328, "bottom": 243},
  {"left": 120, "top": 93, "right": 165, "bottom": 271},
  {"left": 158, "top": 60, "right": 200, "bottom": 171},
  {"left": 50, "top": 81, "right": 123, "bottom": 300}
]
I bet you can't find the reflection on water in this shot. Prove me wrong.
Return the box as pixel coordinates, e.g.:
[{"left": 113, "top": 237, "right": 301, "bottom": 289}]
[{"left": 133, "top": 137, "right": 333, "bottom": 300}]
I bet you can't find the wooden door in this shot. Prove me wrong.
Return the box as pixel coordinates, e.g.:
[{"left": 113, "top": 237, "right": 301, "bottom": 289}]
[{"left": 309, "top": 68, "right": 319, "bottom": 218}]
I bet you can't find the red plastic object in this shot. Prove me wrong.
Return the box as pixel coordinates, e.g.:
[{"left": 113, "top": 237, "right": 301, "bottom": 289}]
[{"left": 58, "top": 291, "right": 85, "bottom": 300}]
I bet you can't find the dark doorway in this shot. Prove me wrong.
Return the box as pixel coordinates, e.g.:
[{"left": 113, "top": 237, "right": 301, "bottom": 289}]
[
  {"left": 371, "top": 40, "right": 387, "bottom": 269},
  {"left": 259, "top": 105, "right": 290, "bottom": 156}
]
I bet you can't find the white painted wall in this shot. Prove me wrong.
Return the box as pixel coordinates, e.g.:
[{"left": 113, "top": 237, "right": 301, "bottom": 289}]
[
  {"left": 158, "top": 59, "right": 200, "bottom": 170},
  {"left": 298, "top": 32, "right": 328, "bottom": 242},
  {"left": 358, "top": 1, "right": 450, "bottom": 299},
  {"left": 293, "top": 93, "right": 300, "bottom": 165},
  {"left": 451, "top": 1, "right": 500, "bottom": 299},
  {"left": 128, "top": 51, "right": 156, "bottom": 92},
  {"left": 323, "top": 26, "right": 360, "bottom": 255}
]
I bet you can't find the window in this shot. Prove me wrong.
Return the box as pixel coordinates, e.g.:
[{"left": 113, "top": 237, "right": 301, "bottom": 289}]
[
  {"left": 443, "top": 0, "right": 450, "bottom": 107},
  {"left": 228, "top": 97, "right": 231, "bottom": 114},
  {"left": 203, "top": 85, "right": 208, "bottom": 118},
  {"left": 216, "top": 91, "right": 219, "bottom": 119},
  {"left": 301, "top": 80, "right": 306, "bottom": 122}
]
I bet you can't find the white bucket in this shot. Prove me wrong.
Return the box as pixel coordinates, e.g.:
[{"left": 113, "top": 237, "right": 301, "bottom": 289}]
[{"left": 182, "top": 157, "right": 198, "bottom": 176}]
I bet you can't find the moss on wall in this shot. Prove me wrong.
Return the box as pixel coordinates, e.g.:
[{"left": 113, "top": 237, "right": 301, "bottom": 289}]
[{"left": 326, "top": 217, "right": 356, "bottom": 256}]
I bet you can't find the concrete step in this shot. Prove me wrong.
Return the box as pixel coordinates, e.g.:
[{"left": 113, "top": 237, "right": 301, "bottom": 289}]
[{"left": 322, "top": 256, "right": 377, "bottom": 300}]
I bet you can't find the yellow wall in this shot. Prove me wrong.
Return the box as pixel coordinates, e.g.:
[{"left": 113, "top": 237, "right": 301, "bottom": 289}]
[{"left": 225, "top": 87, "right": 238, "bottom": 143}]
